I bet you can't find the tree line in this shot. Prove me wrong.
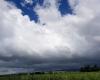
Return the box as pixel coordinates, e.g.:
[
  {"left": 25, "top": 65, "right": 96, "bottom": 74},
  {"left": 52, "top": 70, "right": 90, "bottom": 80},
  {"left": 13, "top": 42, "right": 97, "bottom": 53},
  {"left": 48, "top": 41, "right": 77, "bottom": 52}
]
[{"left": 80, "top": 64, "right": 100, "bottom": 72}]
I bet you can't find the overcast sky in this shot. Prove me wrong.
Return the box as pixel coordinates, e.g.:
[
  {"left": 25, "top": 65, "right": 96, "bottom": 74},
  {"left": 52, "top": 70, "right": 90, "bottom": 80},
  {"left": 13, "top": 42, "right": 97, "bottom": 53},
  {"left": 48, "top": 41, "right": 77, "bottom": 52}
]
[{"left": 0, "top": 0, "right": 100, "bottom": 74}]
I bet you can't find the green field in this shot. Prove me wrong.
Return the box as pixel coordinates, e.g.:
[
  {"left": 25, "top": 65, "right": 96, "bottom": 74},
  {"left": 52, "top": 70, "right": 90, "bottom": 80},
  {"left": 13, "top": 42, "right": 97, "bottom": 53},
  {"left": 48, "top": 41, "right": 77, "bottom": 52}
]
[{"left": 0, "top": 71, "right": 100, "bottom": 80}]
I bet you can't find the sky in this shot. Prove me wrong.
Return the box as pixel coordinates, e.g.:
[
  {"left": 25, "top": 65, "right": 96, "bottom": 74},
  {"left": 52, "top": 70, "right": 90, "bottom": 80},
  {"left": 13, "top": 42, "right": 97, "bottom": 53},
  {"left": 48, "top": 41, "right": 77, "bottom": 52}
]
[{"left": 0, "top": 0, "right": 100, "bottom": 74}]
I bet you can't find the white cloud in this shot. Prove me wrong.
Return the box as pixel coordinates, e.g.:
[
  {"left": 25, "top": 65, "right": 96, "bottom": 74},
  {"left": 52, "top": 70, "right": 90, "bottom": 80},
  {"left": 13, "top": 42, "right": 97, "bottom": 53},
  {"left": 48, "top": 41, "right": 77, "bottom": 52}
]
[
  {"left": 0, "top": 0, "right": 100, "bottom": 72},
  {"left": 24, "top": 0, "right": 33, "bottom": 5}
]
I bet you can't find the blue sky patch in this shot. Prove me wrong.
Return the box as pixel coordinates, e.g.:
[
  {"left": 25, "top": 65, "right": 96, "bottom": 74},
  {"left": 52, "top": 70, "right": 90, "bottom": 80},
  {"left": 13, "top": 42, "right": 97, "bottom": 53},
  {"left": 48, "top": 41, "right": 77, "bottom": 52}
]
[
  {"left": 58, "top": 0, "right": 73, "bottom": 16},
  {"left": 6, "top": 0, "right": 73, "bottom": 22},
  {"left": 6, "top": 0, "right": 44, "bottom": 22}
]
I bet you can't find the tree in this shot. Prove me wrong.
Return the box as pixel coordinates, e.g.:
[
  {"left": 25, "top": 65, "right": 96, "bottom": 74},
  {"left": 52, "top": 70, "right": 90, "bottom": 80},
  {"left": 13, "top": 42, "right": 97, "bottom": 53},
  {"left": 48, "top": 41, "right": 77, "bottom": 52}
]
[{"left": 80, "top": 64, "right": 99, "bottom": 72}]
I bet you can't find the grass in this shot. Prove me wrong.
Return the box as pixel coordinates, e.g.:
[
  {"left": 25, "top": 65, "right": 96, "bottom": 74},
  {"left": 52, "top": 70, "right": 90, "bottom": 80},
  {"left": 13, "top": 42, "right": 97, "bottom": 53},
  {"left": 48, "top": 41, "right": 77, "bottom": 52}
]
[{"left": 0, "top": 71, "right": 100, "bottom": 80}]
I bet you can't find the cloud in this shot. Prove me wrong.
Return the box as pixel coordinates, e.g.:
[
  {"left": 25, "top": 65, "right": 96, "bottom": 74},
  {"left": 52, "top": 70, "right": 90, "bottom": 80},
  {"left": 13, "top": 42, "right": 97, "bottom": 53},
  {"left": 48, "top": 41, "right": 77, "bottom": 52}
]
[
  {"left": 0, "top": 0, "right": 100, "bottom": 73},
  {"left": 24, "top": 0, "right": 33, "bottom": 5}
]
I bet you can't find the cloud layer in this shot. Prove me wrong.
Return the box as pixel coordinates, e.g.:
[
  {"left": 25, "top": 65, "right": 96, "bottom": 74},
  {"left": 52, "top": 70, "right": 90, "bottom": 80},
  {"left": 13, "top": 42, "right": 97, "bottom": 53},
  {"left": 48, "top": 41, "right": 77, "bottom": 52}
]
[{"left": 0, "top": 0, "right": 100, "bottom": 73}]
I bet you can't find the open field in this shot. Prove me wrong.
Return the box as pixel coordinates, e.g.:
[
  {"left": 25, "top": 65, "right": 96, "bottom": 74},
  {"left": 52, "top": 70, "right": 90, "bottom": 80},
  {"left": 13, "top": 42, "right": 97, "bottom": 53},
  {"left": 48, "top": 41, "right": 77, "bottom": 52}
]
[{"left": 0, "top": 71, "right": 100, "bottom": 80}]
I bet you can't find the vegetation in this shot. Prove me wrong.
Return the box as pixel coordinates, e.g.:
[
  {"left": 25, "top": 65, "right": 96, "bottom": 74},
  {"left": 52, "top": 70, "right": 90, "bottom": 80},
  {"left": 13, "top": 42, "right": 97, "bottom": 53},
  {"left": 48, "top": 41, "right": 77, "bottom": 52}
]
[
  {"left": 0, "top": 71, "right": 100, "bottom": 80},
  {"left": 80, "top": 64, "right": 99, "bottom": 72},
  {"left": 0, "top": 64, "right": 100, "bottom": 80}
]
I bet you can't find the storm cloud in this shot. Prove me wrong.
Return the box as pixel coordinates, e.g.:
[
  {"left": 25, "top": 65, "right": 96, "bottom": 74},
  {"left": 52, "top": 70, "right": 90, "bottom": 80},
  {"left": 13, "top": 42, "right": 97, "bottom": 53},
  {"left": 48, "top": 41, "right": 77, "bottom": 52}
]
[{"left": 0, "top": 0, "right": 100, "bottom": 74}]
